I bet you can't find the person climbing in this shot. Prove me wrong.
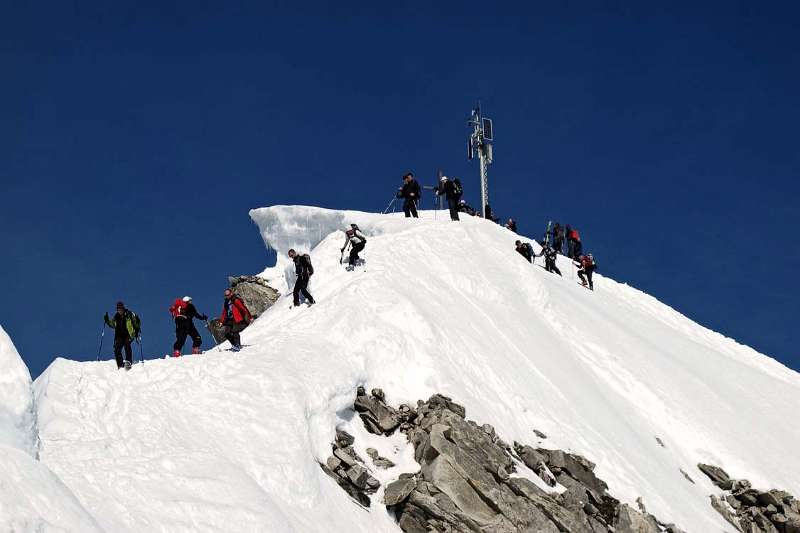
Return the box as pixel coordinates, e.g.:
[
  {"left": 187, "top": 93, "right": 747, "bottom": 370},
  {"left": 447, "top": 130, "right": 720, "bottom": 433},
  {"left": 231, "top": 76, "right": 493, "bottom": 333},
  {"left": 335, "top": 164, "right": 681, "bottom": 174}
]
[
  {"left": 553, "top": 223, "right": 564, "bottom": 254},
  {"left": 574, "top": 253, "right": 597, "bottom": 290},
  {"left": 288, "top": 249, "right": 315, "bottom": 307},
  {"left": 435, "top": 175, "right": 462, "bottom": 221},
  {"left": 103, "top": 301, "right": 141, "bottom": 370},
  {"left": 505, "top": 219, "right": 517, "bottom": 233},
  {"left": 569, "top": 227, "right": 583, "bottom": 258},
  {"left": 170, "top": 296, "right": 207, "bottom": 357},
  {"left": 341, "top": 223, "right": 367, "bottom": 270},
  {"left": 536, "top": 241, "right": 562, "bottom": 276},
  {"left": 457, "top": 199, "right": 477, "bottom": 216},
  {"left": 397, "top": 172, "right": 421, "bottom": 218},
  {"left": 219, "top": 289, "right": 251, "bottom": 351},
  {"left": 515, "top": 240, "right": 534, "bottom": 263}
]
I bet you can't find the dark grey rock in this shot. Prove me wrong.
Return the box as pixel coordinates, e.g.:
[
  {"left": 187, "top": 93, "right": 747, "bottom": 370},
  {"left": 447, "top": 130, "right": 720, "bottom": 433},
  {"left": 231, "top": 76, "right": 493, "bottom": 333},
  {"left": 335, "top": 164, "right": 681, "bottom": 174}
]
[
  {"left": 354, "top": 390, "right": 401, "bottom": 435},
  {"left": 385, "top": 478, "right": 417, "bottom": 506},
  {"left": 533, "top": 429, "right": 547, "bottom": 439},
  {"left": 758, "top": 491, "right": 782, "bottom": 508},
  {"left": 614, "top": 504, "right": 661, "bottom": 533},
  {"left": 698, "top": 463, "right": 734, "bottom": 490},
  {"left": 335, "top": 429, "right": 355, "bottom": 448}
]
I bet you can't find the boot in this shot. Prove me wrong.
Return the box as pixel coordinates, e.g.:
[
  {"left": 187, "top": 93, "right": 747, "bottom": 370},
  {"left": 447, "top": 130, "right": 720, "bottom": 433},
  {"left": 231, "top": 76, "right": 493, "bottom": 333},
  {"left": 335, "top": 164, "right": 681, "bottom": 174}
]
[
  {"left": 192, "top": 347, "right": 201, "bottom": 355},
  {"left": 172, "top": 350, "right": 181, "bottom": 357},
  {"left": 124, "top": 361, "right": 132, "bottom": 371}
]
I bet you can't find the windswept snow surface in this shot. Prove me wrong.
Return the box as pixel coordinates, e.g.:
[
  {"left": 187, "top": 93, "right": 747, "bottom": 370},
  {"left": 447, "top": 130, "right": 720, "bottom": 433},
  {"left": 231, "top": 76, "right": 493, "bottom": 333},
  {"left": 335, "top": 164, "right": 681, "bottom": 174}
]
[
  {"left": 0, "top": 324, "right": 101, "bottom": 532},
  {"left": 30, "top": 206, "right": 800, "bottom": 532}
]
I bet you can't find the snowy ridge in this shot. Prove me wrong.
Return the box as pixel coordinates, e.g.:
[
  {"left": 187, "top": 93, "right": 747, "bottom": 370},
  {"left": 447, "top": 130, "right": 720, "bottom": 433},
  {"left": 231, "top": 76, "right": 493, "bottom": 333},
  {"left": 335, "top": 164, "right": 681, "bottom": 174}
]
[{"left": 13, "top": 206, "right": 800, "bottom": 532}]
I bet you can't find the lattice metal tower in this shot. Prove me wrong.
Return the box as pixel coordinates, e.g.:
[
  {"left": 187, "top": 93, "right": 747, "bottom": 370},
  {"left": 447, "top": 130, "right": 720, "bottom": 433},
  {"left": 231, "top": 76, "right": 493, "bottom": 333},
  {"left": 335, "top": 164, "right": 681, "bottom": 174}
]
[{"left": 467, "top": 103, "right": 493, "bottom": 218}]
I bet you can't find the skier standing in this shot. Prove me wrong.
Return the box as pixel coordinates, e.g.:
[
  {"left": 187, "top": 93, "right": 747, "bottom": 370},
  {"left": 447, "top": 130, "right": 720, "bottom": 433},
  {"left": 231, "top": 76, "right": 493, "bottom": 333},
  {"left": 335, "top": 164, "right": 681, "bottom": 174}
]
[
  {"left": 515, "top": 240, "right": 533, "bottom": 263},
  {"left": 397, "top": 172, "right": 421, "bottom": 218},
  {"left": 435, "top": 175, "right": 462, "bottom": 221},
  {"left": 170, "top": 296, "right": 207, "bottom": 357},
  {"left": 341, "top": 223, "right": 367, "bottom": 270},
  {"left": 536, "top": 242, "right": 562, "bottom": 276},
  {"left": 103, "top": 301, "right": 141, "bottom": 370},
  {"left": 575, "top": 254, "right": 597, "bottom": 290},
  {"left": 219, "top": 289, "right": 251, "bottom": 351},
  {"left": 288, "top": 249, "right": 315, "bottom": 307}
]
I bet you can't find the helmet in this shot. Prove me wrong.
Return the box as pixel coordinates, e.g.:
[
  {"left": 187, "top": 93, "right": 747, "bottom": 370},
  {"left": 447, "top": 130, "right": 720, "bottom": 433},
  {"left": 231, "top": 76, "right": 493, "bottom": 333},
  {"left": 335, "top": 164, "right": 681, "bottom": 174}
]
[
  {"left": 459, "top": 200, "right": 465, "bottom": 205},
  {"left": 116, "top": 301, "right": 125, "bottom": 309},
  {"left": 224, "top": 289, "right": 233, "bottom": 297},
  {"left": 182, "top": 296, "right": 192, "bottom": 302},
  {"left": 588, "top": 253, "right": 593, "bottom": 258},
  {"left": 440, "top": 175, "right": 447, "bottom": 182},
  {"left": 515, "top": 240, "right": 521, "bottom": 246}
]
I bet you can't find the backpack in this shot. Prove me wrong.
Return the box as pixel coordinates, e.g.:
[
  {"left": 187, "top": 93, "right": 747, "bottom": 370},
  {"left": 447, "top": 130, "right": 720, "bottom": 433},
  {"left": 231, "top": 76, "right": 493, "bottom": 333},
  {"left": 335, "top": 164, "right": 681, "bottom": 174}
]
[
  {"left": 169, "top": 298, "right": 187, "bottom": 318},
  {"left": 303, "top": 254, "right": 314, "bottom": 276},
  {"left": 452, "top": 179, "right": 463, "bottom": 195},
  {"left": 350, "top": 224, "right": 366, "bottom": 243}
]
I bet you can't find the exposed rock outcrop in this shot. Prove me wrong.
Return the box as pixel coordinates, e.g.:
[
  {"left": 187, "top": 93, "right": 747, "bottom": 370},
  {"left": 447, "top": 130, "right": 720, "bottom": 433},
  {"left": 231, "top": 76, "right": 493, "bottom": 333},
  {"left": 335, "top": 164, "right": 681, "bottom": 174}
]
[
  {"left": 208, "top": 276, "right": 279, "bottom": 343},
  {"left": 698, "top": 464, "right": 800, "bottom": 533},
  {"left": 319, "top": 429, "right": 380, "bottom": 507},
  {"left": 374, "top": 391, "right": 683, "bottom": 533}
]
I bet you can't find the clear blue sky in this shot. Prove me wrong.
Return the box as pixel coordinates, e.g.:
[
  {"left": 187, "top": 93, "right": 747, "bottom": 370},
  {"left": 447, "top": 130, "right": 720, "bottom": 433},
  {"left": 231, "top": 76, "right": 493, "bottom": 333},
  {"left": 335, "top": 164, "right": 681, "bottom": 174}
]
[{"left": 1, "top": 2, "right": 798, "bottom": 377}]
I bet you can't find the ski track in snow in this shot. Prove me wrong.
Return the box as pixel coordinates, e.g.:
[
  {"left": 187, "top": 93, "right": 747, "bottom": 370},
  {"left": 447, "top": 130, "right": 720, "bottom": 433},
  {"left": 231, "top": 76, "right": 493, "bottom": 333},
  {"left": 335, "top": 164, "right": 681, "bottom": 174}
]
[{"left": 0, "top": 206, "right": 796, "bottom": 532}]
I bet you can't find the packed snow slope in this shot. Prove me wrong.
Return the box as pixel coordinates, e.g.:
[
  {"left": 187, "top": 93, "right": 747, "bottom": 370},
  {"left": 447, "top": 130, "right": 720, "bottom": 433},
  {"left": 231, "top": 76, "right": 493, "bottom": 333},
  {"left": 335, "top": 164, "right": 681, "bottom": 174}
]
[
  {"left": 30, "top": 206, "right": 800, "bottom": 533},
  {"left": 0, "top": 325, "right": 101, "bottom": 532}
]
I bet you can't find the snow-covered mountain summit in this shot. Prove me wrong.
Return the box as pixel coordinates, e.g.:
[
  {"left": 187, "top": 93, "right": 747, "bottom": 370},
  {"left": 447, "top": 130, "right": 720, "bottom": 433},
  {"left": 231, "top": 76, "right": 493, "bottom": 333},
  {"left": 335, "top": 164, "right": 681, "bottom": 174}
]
[{"left": 3, "top": 205, "right": 799, "bottom": 532}]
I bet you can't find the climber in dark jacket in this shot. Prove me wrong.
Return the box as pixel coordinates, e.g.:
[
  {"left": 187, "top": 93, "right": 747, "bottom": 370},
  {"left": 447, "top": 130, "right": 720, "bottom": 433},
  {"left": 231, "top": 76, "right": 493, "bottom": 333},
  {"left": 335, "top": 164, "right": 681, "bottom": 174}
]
[
  {"left": 104, "top": 301, "right": 141, "bottom": 370},
  {"left": 536, "top": 242, "right": 562, "bottom": 276},
  {"left": 288, "top": 249, "right": 315, "bottom": 306},
  {"left": 515, "top": 240, "right": 533, "bottom": 263},
  {"left": 397, "top": 173, "right": 421, "bottom": 218},
  {"left": 435, "top": 175, "right": 462, "bottom": 221}
]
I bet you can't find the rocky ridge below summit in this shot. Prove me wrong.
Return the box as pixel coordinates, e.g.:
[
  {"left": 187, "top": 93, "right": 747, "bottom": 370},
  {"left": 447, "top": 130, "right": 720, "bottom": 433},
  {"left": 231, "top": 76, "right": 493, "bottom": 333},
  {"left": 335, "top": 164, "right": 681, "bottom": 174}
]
[{"left": 321, "top": 387, "right": 687, "bottom": 533}]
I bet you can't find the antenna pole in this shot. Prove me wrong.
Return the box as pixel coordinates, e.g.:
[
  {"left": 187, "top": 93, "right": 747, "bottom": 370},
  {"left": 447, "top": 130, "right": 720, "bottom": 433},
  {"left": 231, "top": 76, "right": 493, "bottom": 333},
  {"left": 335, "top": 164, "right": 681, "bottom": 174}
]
[{"left": 467, "top": 103, "right": 493, "bottom": 219}]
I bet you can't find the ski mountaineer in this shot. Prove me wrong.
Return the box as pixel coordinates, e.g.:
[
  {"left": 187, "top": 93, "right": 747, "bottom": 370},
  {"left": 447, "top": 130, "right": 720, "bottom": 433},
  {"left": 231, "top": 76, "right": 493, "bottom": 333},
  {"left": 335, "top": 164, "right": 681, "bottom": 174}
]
[
  {"left": 341, "top": 223, "right": 367, "bottom": 271},
  {"left": 575, "top": 254, "right": 597, "bottom": 290},
  {"left": 483, "top": 204, "right": 499, "bottom": 223},
  {"left": 397, "top": 172, "right": 421, "bottom": 218},
  {"left": 219, "top": 289, "right": 251, "bottom": 351},
  {"left": 288, "top": 249, "right": 315, "bottom": 307},
  {"left": 435, "top": 175, "right": 462, "bottom": 221},
  {"left": 505, "top": 219, "right": 517, "bottom": 233},
  {"left": 169, "top": 296, "right": 207, "bottom": 357},
  {"left": 536, "top": 241, "right": 562, "bottom": 276},
  {"left": 515, "top": 240, "right": 534, "bottom": 263},
  {"left": 553, "top": 222, "right": 564, "bottom": 254},
  {"left": 103, "top": 301, "right": 141, "bottom": 370}
]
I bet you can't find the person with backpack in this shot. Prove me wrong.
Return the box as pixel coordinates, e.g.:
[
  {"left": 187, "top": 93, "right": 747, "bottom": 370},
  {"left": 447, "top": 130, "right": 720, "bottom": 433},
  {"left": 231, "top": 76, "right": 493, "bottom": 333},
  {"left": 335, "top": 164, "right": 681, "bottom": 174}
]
[
  {"left": 569, "top": 228, "right": 583, "bottom": 258},
  {"left": 553, "top": 223, "right": 564, "bottom": 254},
  {"left": 574, "top": 253, "right": 597, "bottom": 290},
  {"left": 288, "top": 249, "right": 315, "bottom": 307},
  {"left": 170, "top": 296, "right": 208, "bottom": 357},
  {"left": 457, "top": 199, "right": 477, "bottom": 216},
  {"left": 483, "top": 204, "right": 499, "bottom": 223},
  {"left": 505, "top": 219, "right": 517, "bottom": 233},
  {"left": 536, "top": 241, "right": 562, "bottom": 276},
  {"left": 219, "top": 289, "right": 251, "bottom": 351},
  {"left": 341, "top": 223, "right": 367, "bottom": 270},
  {"left": 103, "top": 301, "right": 141, "bottom": 370},
  {"left": 515, "top": 240, "right": 534, "bottom": 263},
  {"left": 397, "top": 172, "right": 421, "bottom": 218},
  {"left": 434, "top": 175, "right": 462, "bottom": 221}
]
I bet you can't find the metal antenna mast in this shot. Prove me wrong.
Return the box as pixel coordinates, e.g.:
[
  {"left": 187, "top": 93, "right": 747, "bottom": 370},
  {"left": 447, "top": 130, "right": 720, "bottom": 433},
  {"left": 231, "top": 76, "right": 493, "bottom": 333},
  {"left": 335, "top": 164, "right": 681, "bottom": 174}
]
[{"left": 467, "top": 103, "right": 493, "bottom": 218}]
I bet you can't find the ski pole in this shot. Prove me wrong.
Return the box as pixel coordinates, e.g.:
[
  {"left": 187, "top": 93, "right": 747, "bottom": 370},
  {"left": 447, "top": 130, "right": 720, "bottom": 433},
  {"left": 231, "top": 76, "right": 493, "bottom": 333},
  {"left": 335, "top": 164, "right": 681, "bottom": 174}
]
[
  {"left": 137, "top": 334, "right": 144, "bottom": 365},
  {"left": 96, "top": 324, "right": 106, "bottom": 361}
]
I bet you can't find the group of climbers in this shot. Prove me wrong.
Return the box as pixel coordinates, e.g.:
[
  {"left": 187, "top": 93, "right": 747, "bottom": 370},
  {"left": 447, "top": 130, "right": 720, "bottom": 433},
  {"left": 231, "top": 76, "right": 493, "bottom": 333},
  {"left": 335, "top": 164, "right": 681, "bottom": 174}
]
[
  {"left": 102, "top": 289, "right": 253, "bottom": 370},
  {"left": 513, "top": 220, "right": 597, "bottom": 289}
]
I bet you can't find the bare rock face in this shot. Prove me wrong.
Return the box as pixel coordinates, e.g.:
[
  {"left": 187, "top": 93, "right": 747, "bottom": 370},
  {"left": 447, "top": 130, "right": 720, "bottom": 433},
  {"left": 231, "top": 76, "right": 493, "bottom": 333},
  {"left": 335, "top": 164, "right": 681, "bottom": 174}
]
[
  {"left": 698, "top": 464, "right": 800, "bottom": 533},
  {"left": 381, "top": 393, "right": 683, "bottom": 533},
  {"left": 318, "top": 429, "right": 380, "bottom": 508},
  {"left": 208, "top": 276, "right": 280, "bottom": 343}
]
